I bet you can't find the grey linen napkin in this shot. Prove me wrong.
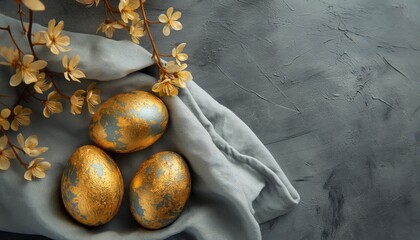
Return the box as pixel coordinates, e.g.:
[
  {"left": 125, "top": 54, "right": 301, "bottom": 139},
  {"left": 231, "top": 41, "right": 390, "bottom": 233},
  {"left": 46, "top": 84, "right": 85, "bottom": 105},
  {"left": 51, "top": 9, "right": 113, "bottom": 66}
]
[{"left": 0, "top": 14, "right": 299, "bottom": 240}]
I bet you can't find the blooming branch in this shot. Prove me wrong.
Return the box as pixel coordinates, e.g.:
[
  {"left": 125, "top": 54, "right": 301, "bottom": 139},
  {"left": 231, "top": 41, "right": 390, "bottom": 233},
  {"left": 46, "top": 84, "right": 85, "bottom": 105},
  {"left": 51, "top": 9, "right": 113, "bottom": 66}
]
[
  {"left": 0, "top": 0, "right": 102, "bottom": 181},
  {"left": 76, "top": 0, "right": 193, "bottom": 97}
]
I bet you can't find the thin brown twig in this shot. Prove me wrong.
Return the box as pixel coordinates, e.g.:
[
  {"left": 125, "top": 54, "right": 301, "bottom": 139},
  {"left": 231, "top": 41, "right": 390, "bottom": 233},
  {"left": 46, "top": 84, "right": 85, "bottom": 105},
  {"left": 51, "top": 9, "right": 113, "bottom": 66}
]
[
  {"left": 28, "top": 90, "right": 45, "bottom": 101},
  {"left": 102, "top": 0, "right": 166, "bottom": 75},
  {"left": 17, "top": 4, "right": 27, "bottom": 33},
  {"left": 51, "top": 77, "right": 70, "bottom": 100},
  {"left": 103, "top": 0, "right": 110, "bottom": 21},
  {"left": 14, "top": 85, "right": 29, "bottom": 108},
  {"left": 26, "top": 10, "right": 38, "bottom": 59},
  {"left": 6, "top": 85, "right": 29, "bottom": 122},
  {"left": 146, "top": 20, "right": 161, "bottom": 24},
  {"left": 11, "top": 144, "right": 24, "bottom": 153},
  {"left": 18, "top": 10, "right": 69, "bottom": 101},
  {"left": 0, "top": 128, "right": 28, "bottom": 169},
  {"left": 0, "top": 26, "right": 23, "bottom": 53},
  {"left": 139, "top": 0, "right": 165, "bottom": 71},
  {"left": 0, "top": 102, "right": 9, "bottom": 108},
  {"left": 10, "top": 146, "right": 28, "bottom": 169},
  {"left": 103, "top": 0, "right": 119, "bottom": 12},
  {"left": 103, "top": 0, "right": 129, "bottom": 30}
]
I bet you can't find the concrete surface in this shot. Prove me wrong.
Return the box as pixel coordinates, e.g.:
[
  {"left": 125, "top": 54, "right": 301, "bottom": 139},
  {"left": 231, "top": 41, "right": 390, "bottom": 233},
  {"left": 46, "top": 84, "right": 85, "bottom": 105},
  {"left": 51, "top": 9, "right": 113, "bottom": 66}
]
[{"left": 1, "top": 0, "right": 420, "bottom": 239}]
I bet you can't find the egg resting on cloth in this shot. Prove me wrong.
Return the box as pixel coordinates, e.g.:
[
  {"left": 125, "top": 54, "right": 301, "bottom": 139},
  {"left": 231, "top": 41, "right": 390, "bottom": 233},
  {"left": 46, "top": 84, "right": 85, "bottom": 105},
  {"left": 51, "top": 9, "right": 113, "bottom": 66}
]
[
  {"left": 61, "top": 145, "right": 124, "bottom": 226},
  {"left": 130, "top": 151, "right": 191, "bottom": 229},
  {"left": 0, "top": 12, "right": 300, "bottom": 240},
  {"left": 89, "top": 91, "right": 169, "bottom": 153}
]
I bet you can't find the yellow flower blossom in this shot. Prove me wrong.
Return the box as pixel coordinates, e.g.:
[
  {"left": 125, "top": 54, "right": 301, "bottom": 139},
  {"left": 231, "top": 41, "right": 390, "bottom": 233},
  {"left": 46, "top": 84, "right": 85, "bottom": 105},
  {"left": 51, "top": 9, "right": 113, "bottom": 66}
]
[
  {"left": 172, "top": 43, "right": 188, "bottom": 65},
  {"left": 42, "top": 19, "right": 71, "bottom": 55},
  {"left": 0, "top": 46, "right": 20, "bottom": 68},
  {"left": 11, "top": 105, "right": 32, "bottom": 131},
  {"left": 70, "top": 90, "right": 86, "bottom": 115},
  {"left": 164, "top": 60, "right": 179, "bottom": 73},
  {"left": 0, "top": 136, "right": 15, "bottom": 170},
  {"left": 33, "top": 72, "right": 52, "bottom": 94},
  {"left": 86, "top": 82, "right": 101, "bottom": 114},
  {"left": 158, "top": 7, "right": 182, "bottom": 36},
  {"left": 97, "top": 21, "right": 124, "bottom": 38},
  {"left": 119, "top": 0, "right": 140, "bottom": 23},
  {"left": 62, "top": 55, "right": 85, "bottom": 82},
  {"left": 17, "top": 133, "right": 48, "bottom": 157},
  {"left": 170, "top": 78, "right": 186, "bottom": 89},
  {"left": 43, "top": 91, "right": 63, "bottom": 118},
  {"left": 76, "top": 0, "right": 100, "bottom": 7},
  {"left": 0, "top": 108, "right": 11, "bottom": 131},
  {"left": 152, "top": 79, "right": 179, "bottom": 97},
  {"left": 175, "top": 63, "right": 193, "bottom": 84},
  {"left": 24, "top": 158, "right": 51, "bottom": 181},
  {"left": 164, "top": 61, "right": 192, "bottom": 85},
  {"left": 10, "top": 55, "right": 48, "bottom": 87},
  {"left": 17, "top": 0, "right": 45, "bottom": 11},
  {"left": 33, "top": 31, "right": 46, "bottom": 45},
  {"left": 129, "top": 19, "right": 145, "bottom": 44},
  {"left": 153, "top": 61, "right": 192, "bottom": 96}
]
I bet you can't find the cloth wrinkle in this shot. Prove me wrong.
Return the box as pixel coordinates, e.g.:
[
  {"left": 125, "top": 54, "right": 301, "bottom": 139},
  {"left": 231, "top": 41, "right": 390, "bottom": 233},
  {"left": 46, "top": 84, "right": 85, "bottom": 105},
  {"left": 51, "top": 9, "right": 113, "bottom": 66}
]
[
  {"left": 182, "top": 86, "right": 300, "bottom": 209},
  {"left": 0, "top": 13, "right": 299, "bottom": 240}
]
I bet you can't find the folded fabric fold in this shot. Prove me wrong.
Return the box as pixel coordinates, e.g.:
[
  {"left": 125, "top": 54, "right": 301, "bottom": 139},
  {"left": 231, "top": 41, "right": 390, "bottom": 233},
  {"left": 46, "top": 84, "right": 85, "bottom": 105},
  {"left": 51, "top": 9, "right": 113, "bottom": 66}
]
[
  {"left": 0, "top": 14, "right": 154, "bottom": 81},
  {"left": 0, "top": 13, "right": 299, "bottom": 240}
]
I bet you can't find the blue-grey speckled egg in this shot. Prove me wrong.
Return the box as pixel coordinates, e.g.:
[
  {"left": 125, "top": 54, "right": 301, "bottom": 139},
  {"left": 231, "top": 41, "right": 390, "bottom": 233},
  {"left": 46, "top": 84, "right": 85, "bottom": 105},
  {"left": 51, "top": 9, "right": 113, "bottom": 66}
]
[
  {"left": 89, "top": 91, "right": 169, "bottom": 153},
  {"left": 130, "top": 151, "right": 191, "bottom": 229},
  {"left": 61, "top": 145, "right": 124, "bottom": 226}
]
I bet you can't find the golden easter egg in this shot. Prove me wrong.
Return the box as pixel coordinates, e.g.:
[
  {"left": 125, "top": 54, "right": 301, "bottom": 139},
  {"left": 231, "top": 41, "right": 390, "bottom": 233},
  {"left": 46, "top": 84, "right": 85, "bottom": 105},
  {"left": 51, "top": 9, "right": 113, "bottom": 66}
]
[
  {"left": 61, "top": 145, "right": 124, "bottom": 226},
  {"left": 89, "top": 91, "right": 169, "bottom": 153},
  {"left": 130, "top": 151, "right": 191, "bottom": 229}
]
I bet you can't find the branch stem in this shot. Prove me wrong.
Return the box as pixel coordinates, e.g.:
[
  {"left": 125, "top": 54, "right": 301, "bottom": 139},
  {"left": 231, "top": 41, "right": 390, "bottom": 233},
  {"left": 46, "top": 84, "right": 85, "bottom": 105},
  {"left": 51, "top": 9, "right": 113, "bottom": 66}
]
[
  {"left": 26, "top": 10, "right": 38, "bottom": 59},
  {"left": 146, "top": 20, "right": 161, "bottom": 24},
  {"left": 103, "top": 0, "right": 129, "bottom": 30},
  {"left": 14, "top": 85, "right": 29, "bottom": 109},
  {"left": 18, "top": 4, "right": 27, "bottom": 33},
  {"left": 28, "top": 90, "right": 44, "bottom": 101},
  {"left": 50, "top": 75, "right": 70, "bottom": 100},
  {"left": 139, "top": 0, "right": 165, "bottom": 71},
  {"left": 0, "top": 26, "right": 23, "bottom": 53},
  {"left": 0, "top": 128, "right": 28, "bottom": 169}
]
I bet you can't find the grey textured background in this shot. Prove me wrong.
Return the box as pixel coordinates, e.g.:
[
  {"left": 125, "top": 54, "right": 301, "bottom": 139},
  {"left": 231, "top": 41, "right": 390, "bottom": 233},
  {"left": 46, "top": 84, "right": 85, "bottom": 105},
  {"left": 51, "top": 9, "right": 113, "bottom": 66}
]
[{"left": 2, "top": 0, "right": 420, "bottom": 239}]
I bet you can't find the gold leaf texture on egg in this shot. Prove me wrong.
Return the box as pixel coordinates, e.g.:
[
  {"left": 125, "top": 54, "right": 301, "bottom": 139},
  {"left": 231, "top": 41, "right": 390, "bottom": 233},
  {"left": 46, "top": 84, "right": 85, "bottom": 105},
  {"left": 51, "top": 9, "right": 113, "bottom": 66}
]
[
  {"left": 89, "top": 91, "right": 169, "bottom": 153},
  {"left": 130, "top": 151, "right": 191, "bottom": 229},
  {"left": 61, "top": 145, "right": 124, "bottom": 226}
]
